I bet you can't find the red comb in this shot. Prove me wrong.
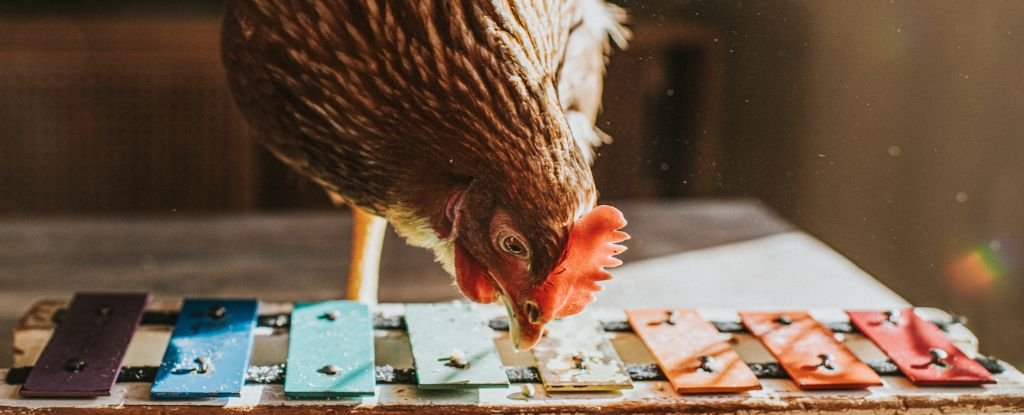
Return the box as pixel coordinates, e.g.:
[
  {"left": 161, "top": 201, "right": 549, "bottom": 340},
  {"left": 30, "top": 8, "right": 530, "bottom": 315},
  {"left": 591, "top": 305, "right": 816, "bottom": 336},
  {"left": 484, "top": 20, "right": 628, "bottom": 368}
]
[{"left": 537, "top": 205, "right": 629, "bottom": 319}]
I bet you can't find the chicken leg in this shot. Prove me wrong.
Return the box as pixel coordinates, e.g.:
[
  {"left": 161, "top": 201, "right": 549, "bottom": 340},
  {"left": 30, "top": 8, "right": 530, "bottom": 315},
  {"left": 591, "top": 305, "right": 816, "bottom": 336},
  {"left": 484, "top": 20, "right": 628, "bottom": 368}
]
[{"left": 329, "top": 192, "right": 386, "bottom": 304}]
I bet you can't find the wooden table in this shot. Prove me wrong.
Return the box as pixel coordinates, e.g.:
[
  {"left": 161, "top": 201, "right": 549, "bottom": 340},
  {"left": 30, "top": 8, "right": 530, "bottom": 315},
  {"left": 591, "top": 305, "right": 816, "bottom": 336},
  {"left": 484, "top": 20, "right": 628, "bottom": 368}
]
[{"left": 0, "top": 199, "right": 906, "bottom": 368}]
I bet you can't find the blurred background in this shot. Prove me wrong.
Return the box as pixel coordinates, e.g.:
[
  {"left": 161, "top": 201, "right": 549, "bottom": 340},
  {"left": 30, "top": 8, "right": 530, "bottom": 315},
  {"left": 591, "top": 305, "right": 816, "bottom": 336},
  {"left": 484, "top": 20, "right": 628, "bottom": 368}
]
[{"left": 0, "top": 1, "right": 1021, "bottom": 368}]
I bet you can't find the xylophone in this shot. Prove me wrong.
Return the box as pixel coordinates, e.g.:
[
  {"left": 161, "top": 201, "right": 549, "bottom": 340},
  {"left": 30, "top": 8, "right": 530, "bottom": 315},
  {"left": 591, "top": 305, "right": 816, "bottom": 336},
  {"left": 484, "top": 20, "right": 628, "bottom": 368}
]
[{"left": 2, "top": 293, "right": 1024, "bottom": 414}]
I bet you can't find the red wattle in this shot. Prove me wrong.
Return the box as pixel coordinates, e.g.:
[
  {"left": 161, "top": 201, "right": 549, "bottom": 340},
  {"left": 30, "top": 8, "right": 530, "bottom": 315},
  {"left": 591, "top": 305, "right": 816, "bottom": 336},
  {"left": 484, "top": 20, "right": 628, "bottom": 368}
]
[{"left": 454, "top": 244, "right": 497, "bottom": 303}]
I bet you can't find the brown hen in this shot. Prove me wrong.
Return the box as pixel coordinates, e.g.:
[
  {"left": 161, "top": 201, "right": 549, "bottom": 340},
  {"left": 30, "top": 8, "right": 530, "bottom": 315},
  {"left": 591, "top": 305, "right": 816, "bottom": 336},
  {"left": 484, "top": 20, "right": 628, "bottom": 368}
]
[{"left": 221, "top": 0, "right": 629, "bottom": 349}]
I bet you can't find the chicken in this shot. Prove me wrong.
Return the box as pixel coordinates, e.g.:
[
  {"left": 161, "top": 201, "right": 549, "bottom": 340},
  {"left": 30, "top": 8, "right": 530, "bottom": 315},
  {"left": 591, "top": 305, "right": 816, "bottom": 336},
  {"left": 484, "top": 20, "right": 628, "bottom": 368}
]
[{"left": 221, "top": 0, "right": 629, "bottom": 350}]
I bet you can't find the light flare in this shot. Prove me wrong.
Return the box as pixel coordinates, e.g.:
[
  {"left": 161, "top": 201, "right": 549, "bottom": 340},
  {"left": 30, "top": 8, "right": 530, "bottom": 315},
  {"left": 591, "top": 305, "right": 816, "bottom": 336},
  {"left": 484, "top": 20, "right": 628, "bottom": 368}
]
[{"left": 945, "top": 243, "right": 1007, "bottom": 296}]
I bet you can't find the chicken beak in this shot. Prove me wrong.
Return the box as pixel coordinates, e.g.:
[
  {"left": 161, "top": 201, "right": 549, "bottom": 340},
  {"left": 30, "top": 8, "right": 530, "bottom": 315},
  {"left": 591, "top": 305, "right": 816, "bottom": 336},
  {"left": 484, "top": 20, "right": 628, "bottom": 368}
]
[{"left": 500, "top": 293, "right": 545, "bottom": 350}]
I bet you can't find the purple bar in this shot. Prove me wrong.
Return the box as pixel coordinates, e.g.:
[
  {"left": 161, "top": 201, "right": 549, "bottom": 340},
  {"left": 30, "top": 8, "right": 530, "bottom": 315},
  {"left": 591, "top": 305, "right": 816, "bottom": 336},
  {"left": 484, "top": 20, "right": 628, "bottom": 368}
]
[{"left": 20, "top": 292, "right": 150, "bottom": 397}]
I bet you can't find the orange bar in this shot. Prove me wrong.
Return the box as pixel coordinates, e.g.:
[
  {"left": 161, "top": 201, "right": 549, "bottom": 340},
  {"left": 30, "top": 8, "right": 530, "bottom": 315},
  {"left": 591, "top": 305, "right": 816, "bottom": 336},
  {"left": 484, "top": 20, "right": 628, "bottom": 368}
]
[
  {"left": 627, "top": 308, "right": 760, "bottom": 393},
  {"left": 740, "top": 311, "right": 882, "bottom": 390},
  {"left": 848, "top": 309, "right": 994, "bottom": 386}
]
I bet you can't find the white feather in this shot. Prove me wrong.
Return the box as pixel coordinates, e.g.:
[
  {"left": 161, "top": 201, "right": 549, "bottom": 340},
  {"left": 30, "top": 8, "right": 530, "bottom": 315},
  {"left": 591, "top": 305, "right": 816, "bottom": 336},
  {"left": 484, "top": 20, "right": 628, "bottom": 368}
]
[{"left": 557, "top": 0, "right": 630, "bottom": 165}]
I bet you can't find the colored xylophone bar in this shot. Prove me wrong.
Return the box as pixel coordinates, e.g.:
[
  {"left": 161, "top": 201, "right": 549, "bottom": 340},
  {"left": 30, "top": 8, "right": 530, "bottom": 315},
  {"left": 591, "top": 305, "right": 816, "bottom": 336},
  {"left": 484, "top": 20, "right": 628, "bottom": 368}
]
[{"left": 8, "top": 293, "right": 1002, "bottom": 399}]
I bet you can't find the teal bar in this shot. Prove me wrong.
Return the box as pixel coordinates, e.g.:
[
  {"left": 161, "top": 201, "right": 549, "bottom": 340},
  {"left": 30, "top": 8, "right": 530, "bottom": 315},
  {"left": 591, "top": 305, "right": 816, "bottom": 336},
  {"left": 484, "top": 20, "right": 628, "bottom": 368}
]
[
  {"left": 404, "top": 303, "right": 508, "bottom": 389},
  {"left": 284, "top": 301, "right": 375, "bottom": 398}
]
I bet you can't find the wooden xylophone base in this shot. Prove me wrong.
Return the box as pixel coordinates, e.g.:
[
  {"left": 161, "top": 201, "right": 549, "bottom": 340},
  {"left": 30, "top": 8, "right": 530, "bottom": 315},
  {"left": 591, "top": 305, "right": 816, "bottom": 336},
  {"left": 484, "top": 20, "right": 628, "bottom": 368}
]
[
  {"left": 5, "top": 369, "right": 1024, "bottom": 415},
  {"left": 3, "top": 300, "right": 1024, "bottom": 414}
]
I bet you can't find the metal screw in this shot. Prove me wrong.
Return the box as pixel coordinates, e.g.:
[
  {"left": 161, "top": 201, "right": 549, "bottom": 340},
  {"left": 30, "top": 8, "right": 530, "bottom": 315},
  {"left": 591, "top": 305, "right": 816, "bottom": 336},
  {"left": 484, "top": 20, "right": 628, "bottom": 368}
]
[
  {"left": 774, "top": 315, "right": 793, "bottom": 325},
  {"left": 665, "top": 310, "right": 680, "bottom": 325},
  {"left": 816, "top": 353, "right": 836, "bottom": 370},
  {"left": 208, "top": 305, "right": 227, "bottom": 320},
  {"left": 884, "top": 309, "right": 902, "bottom": 326},
  {"left": 928, "top": 348, "right": 949, "bottom": 367},
  {"left": 697, "top": 355, "right": 716, "bottom": 373},
  {"left": 322, "top": 310, "right": 341, "bottom": 321},
  {"left": 195, "top": 357, "right": 212, "bottom": 374},
  {"left": 64, "top": 358, "right": 87, "bottom": 373},
  {"left": 571, "top": 352, "right": 590, "bottom": 370},
  {"left": 170, "top": 357, "right": 213, "bottom": 375},
  {"left": 319, "top": 364, "right": 342, "bottom": 375},
  {"left": 95, "top": 306, "right": 112, "bottom": 317}
]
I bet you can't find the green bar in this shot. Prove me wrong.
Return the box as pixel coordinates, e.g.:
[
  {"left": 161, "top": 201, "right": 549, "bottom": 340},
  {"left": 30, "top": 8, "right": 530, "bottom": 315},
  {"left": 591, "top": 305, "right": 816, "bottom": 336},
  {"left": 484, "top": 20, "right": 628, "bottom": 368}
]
[
  {"left": 284, "top": 301, "right": 375, "bottom": 398},
  {"left": 404, "top": 303, "right": 509, "bottom": 389}
]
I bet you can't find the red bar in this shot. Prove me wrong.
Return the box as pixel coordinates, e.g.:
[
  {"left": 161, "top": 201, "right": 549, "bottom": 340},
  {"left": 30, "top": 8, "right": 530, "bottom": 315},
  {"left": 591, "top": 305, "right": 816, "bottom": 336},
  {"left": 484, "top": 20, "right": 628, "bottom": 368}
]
[{"left": 848, "top": 309, "right": 994, "bottom": 386}]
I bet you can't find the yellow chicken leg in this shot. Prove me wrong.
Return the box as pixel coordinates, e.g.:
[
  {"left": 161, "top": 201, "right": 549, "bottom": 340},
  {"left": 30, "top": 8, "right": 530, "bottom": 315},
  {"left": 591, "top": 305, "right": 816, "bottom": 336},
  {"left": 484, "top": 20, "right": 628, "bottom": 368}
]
[{"left": 328, "top": 192, "right": 386, "bottom": 304}]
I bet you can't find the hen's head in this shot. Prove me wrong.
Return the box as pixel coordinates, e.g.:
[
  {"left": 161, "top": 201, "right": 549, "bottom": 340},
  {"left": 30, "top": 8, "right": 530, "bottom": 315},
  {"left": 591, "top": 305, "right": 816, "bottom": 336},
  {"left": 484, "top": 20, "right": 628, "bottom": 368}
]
[{"left": 438, "top": 178, "right": 628, "bottom": 350}]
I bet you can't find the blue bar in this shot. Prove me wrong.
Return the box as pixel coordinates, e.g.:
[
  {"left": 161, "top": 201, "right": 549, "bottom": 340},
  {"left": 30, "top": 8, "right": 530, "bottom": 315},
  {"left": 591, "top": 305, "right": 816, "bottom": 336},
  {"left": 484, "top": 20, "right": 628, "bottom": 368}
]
[{"left": 150, "top": 299, "right": 258, "bottom": 398}]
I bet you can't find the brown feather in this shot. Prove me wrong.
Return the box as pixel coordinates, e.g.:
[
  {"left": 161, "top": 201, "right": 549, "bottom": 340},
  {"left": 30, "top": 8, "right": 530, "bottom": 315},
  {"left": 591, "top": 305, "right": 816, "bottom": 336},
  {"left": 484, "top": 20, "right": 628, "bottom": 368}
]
[{"left": 221, "top": 0, "right": 625, "bottom": 280}]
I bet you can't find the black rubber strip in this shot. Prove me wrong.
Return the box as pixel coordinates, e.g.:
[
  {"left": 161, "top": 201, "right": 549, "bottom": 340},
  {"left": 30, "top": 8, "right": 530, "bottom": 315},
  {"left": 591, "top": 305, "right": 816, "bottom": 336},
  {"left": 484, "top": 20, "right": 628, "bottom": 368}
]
[{"left": 4, "top": 356, "right": 1005, "bottom": 386}]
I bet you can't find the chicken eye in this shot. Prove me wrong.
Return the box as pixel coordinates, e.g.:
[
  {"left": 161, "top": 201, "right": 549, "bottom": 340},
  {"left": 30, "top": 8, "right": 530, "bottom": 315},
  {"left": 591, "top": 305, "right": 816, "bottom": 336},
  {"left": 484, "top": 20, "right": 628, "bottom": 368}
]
[{"left": 500, "top": 235, "right": 528, "bottom": 256}]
